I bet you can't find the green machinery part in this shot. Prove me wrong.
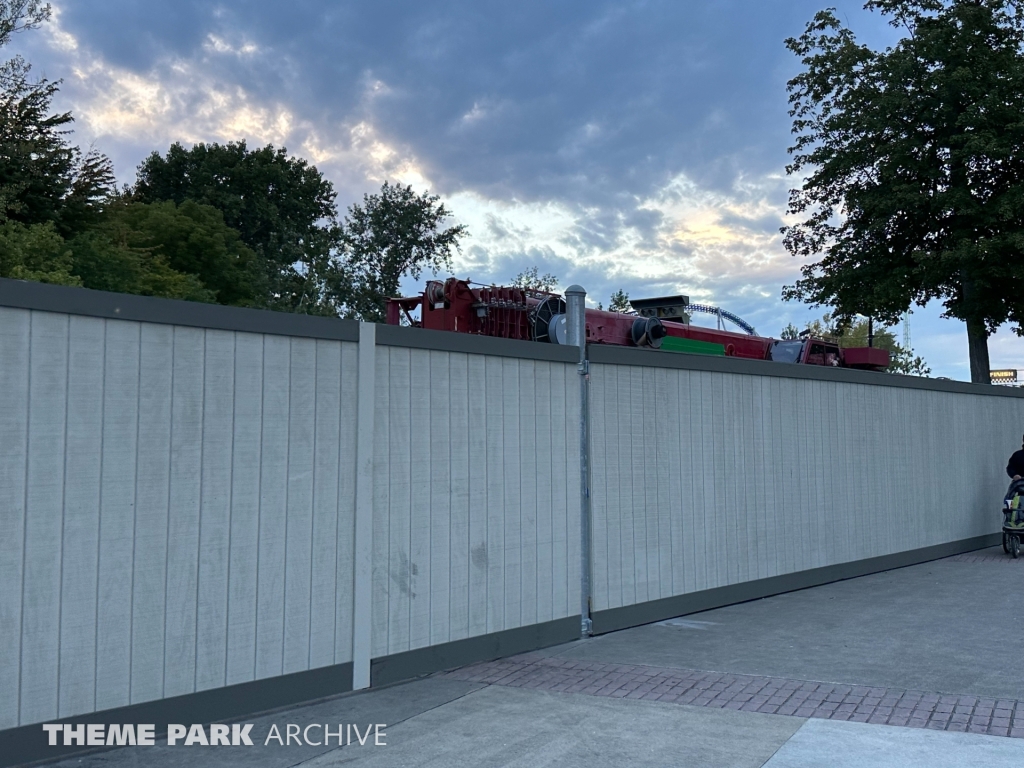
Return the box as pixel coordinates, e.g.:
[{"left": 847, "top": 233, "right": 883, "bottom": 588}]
[{"left": 659, "top": 336, "right": 726, "bottom": 356}]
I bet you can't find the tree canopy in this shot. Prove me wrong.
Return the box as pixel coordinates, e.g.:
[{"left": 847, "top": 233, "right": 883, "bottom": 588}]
[
  {"left": 0, "top": 8, "right": 471, "bottom": 318},
  {"left": 0, "top": 219, "right": 77, "bottom": 286},
  {"left": 133, "top": 140, "right": 340, "bottom": 314},
  {"left": 608, "top": 289, "right": 631, "bottom": 313},
  {"left": 0, "top": 1, "right": 49, "bottom": 62},
  {"left": 512, "top": 266, "right": 559, "bottom": 293},
  {"left": 1, "top": 31, "right": 115, "bottom": 236},
  {"left": 69, "top": 200, "right": 257, "bottom": 304},
  {"left": 334, "top": 181, "right": 466, "bottom": 322},
  {"left": 783, "top": 0, "right": 1024, "bottom": 383},
  {"left": 0, "top": 9, "right": 257, "bottom": 305}
]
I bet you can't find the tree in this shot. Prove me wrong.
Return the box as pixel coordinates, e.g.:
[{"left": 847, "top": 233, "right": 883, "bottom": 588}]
[
  {"left": 59, "top": 147, "right": 117, "bottom": 237},
  {"left": 0, "top": 219, "right": 78, "bottom": 286},
  {"left": 1, "top": 3, "right": 115, "bottom": 236},
  {"left": 0, "top": 1, "right": 49, "bottom": 75},
  {"left": 511, "top": 266, "right": 558, "bottom": 293},
  {"left": 0, "top": 1, "right": 50, "bottom": 106},
  {"left": 780, "top": 323, "right": 800, "bottom": 340},
  {"left": 782, "top": 0, "right": 1024, "bottom": 383},
  {"left": 0, "top": 68, "right": 69, "bottom": 224},
  {"left": 68, "top": 229, "right": 214, "bottom": 303},
  {"left": 608, "top": 289, "right": 631, "bottom": 313},
  {"left": 0, "top": 2, "right": 233, "bottom": 305},
  {"left": 0, "top": 1, "right": 48, "bottom": 40},
  {"left": 70, "top": 199, "right": 256, "bottom": 305},
  {"left": 133, "top": 141, "right": 340, "bottom": 314},
  {"left": 0, "top": 197, "right": 260, "bottom": 304},
  {"left": 334, "top": 181, "right": 467, "bottom": 322}
]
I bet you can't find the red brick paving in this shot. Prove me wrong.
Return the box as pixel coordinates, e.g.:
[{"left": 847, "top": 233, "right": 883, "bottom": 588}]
[
  {"left": 948, "top": 545, "right": 1023, "bottom": 564},
  {"left": 444, "top": 653, "right": 1024, "bottom": 738}
]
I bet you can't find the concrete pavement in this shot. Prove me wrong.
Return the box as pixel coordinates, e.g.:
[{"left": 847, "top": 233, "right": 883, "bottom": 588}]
[
  {"left": 763, "top": 718, "right": 1024, "bottom": 767},
  {"left": 300, "top": 686, "right": 804, "bottom": 768},
  {"left": 36, "top": 546, "right": 1024, "bottom": 768},
  {"left": 536, "top": 549, "right": 1024, "bottom": 700}
]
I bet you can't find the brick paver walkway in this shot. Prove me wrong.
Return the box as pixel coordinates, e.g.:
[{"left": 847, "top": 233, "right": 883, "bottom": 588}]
[
  {"left": 444, "top": 654, "right": 1024, "bottom": 738},
  {"left": 948, "top": 545, "right": 1023, "bottom": 564}
]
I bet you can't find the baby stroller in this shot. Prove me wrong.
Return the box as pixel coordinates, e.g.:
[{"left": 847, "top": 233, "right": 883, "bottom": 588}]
[{"left": 1003, "top": 479, "right": 1024, "bottom": 558}]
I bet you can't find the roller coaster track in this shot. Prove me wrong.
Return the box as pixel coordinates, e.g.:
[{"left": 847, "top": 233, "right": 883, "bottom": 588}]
[{"left": 685, "top": 303, "right": 757, "bottom": 336}]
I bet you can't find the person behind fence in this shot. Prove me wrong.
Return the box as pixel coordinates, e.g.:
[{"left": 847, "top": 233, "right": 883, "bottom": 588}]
[
  {"left": 1008, "top": 435, "right": 1024, "bottom": 482},
  {"left": 1004, "top": 437, "right": 1024, "bottom": 555}
]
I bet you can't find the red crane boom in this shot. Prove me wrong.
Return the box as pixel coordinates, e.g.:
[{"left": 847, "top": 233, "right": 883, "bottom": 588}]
[{"left": 386, "top": 278, "right": 890, "bottom": 371}]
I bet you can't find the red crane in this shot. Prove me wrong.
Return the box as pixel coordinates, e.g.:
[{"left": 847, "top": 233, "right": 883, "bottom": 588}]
[{"left": 386, "top": 278, "right": 890, "bottom": 371}]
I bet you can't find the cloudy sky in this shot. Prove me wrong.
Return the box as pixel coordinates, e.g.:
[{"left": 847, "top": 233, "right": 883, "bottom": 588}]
[{"left": 10, "top": 0, "right": 1024, "bottom": 379}]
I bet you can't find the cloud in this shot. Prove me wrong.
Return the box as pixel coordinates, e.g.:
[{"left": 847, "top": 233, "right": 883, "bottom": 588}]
[
  {"left": 438, "top": 168, "right": 802, "bottom": 340},
  {"left": 10, "top": 0, "right": 1023, "bottom": 378},
  {"left": 40, "top": 1, "right": 882, "bottom": 197},
  {"left": 6, "top": 1, "right": 884, "bottom": 339}
]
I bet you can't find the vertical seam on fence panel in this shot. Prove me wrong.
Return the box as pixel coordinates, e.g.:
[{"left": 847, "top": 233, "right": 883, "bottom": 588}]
[
  {"left": 56, "top": 315, "right": 70, "bottom": 714},
  {"left": 224, "top": 333, "right": 237, "bottom": 686},
  {"left": 352, "top": 323, "right": 376, "bottom": 689},
  {"left": 92, "top": 321, "right": 108, "bottom": 712},
  {"left": 307, "top": 342, "right": 319, "bottom": 670}
]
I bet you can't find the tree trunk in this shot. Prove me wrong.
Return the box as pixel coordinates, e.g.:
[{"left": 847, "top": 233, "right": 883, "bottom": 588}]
[{"left": 965, "top": 315, "right": 991, "bottom": 384}]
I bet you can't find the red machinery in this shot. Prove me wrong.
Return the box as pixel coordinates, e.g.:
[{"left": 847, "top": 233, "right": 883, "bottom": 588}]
[{"left": 386, "top": 278, "right": 890, "bottom": 371}]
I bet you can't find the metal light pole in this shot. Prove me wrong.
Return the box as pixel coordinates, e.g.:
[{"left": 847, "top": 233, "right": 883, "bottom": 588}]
[{"left": 565, "top": 285, "right": 592, "bottom": 637}]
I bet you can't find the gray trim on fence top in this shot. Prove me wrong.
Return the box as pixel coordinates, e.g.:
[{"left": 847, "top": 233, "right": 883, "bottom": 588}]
[
  {"left": 588, "top": 343, "right": 1024, "bottom": 398},
  {"left": 0, "top": 278, "right": 360, "bottom": 341},
  {"left": 375, "top": 322, "right": 579, "bottom": 362},
  {"left": 0, "top": 279, "right": 581, "bottom": 360}
]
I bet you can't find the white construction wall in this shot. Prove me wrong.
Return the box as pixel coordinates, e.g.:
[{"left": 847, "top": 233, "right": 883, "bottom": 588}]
[
  {"left": 0, "top": 307, "right": 360, "bottom": 729},
  {"left": 370, "top": 347, "right": 581, "bottom": 659},
  {"left": 0, "top": 297, "right": 582, "bottom": 732},
  {"left": 587, "top": 356, "right": 1024, "bottom": 613},
  {"left": 3, "top": 279, "right": 1023, "bottom": 738}
]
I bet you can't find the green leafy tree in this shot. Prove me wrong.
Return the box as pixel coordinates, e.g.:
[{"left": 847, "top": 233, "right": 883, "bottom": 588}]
[
  {"left": 782, "top": 0, "right": 1024, "bottom": 383},
  {"left": 0, "top": 219, "right": 78, "bottom": 285},
  {"left": 0, "top": 68, "right": 72, "bottom": 225},
  {"left": 1, "top": 198, "right": 257, "bottom": 304},
  {"left": 69, "top": 230, "right": 213, "bottom": 303},
  {"left": 133, "top": 140, "right": 340, "bottom": 313},
  {"left": 1, "top": 3, "right": 115, "bottom": 235},
  {"left": 70, "top": 200, "right": 256, "bottom": 305},
  {"left": 59, "top": 147, "right": 117, "bottom": 237},
  {"left": 0, "top": 3, "right": 232, "bottom": 305},
  {"left": 334, "top": 181, "right": 467, "bottom": 322},
  {"left": 608, "top": 289, "right": 631, "bottom": 313},
  {"left": 780, "top": 322, "right": 800, "bottom": 340},
  {"left": 0, "top": 1, "right": 48, "bottom": 41},
  {"left": 0, "top": 1, "right": 50, "bottom": 91},
  {"left": 511, "top": 266, "right": 558, "bottom": 293}
]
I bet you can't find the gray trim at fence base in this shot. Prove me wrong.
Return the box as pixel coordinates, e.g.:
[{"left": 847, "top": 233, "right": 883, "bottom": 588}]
[
  {"left": 588, "top": 344, "right": 1024, "bottom": 398},
  {"left": 371, "top": 616, "right": 582, "bottom": 687},
  {"left": 590, "top": 534, "right": 1000, "bottom": 636},
  {"left": 0, "top": 662, "right": 353, "bottom": 768},
  {"left": 0, "top": 278, "right": 360, "bottom": 342},
  {"left": 376, "top": 323, "right": 579, "bottom": 362}
]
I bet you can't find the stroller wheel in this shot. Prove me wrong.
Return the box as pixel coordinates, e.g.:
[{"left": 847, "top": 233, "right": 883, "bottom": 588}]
[
  {"left": 1004, "top": 532, "right": 1010, "bottom": 554},
  {"left": 1013, "top": 536, "right": 1020, "bottom": 560}
]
